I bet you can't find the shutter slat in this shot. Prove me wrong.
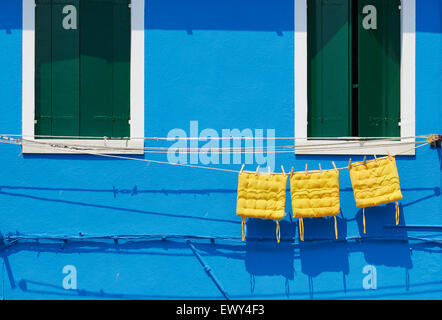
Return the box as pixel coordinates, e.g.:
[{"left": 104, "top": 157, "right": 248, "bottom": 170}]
[
  {"left": 80, "top": 0, "right": 130, "bottom": 138},
  {"left": 307, "top": 0, "right": 352, "bottom": 138},
  {"left": 357, "top": 0, "right": 401, "bottom": 137},
  {"left": 51, "top": 0, "right": 80, "bottom": 136},
  {"left": 35, "top": 0, "right": 53, "bottom": 137},
  {"left": 112, "top": 1, "right": 131, "bottom": 138}
]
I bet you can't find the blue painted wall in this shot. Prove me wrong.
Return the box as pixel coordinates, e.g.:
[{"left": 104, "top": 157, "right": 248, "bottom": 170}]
[{"left": 0, "top": 0, "right": 440, "bottom": 299}]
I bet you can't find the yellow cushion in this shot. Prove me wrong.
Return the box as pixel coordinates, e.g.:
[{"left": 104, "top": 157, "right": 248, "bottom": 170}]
[
  {"left": 236, "top": 171, "right": 288, "bottom": 220},
  {"left": 290, "top": 170, "right": 341, "bottom": 218},
  {"left": 349, "top": 156, "right": 403, "bottom": 208}
]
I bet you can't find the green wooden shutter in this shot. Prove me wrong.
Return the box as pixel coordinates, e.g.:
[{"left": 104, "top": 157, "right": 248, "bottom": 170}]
[
  {"left": 35, "top": 0, "right": 130, "bottom": 139},
  {"left": 357, "top": 0, "right": 401, "bottom": 137},
  {"left": 307, "top": 0, "right": 352, "bottom": 138},
  {"left": 35, "top": 0, "right": 53, "bottom": 137},
  {"left": 36, "top": 0, "right": 80, "bottom": 137},
  {"left": 79, "top": 0, "right": 130, "bottom": 138},
  {"left": 112, "top": 0, "right": 131, "bottom": 138},
  {"left": 51, "top": 0, "right": 80, "bottom": 136}
]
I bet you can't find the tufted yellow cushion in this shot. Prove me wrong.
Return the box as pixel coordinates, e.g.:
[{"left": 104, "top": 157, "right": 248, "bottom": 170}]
[
  {"left": 236, "top": 171, "right": 288, "bottom": 220},
  {"left": 349, "top": 156, "right": 403, "bottom": 208},
  {"left": 290, "top": 170, "right": 341, "bottom": 218}
]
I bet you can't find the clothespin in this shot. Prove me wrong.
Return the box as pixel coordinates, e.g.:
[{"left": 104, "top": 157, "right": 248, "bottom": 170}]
[
  {"left": 281, "top": 165, "right": 286, "bottom": 175},
  {"left": 319, "top": 163, "right": 322, "bottom": 173},
  {"left": 240, "top": 164, "right": 245, "bottom": 173},
  {"left": 332, "top": 161, "right": 338, "bottom": 172},
  {"left": 255, "top": 165, "right": 260, "bottom": 175},
  {"left": 363, "top": 156, "right": 367, "bottom": 165},
  {"left": 290, "top": 166, "right": 294, "bottom": 177},
  {"left": 305, "top": 164, "right": 308, "bottom": 175},
  {"left": 373, "top": 154, "right": 378, "bottom": 162},
  {"left": 387, "top": 151, "right": 392, "bottom": 161},
  {"left": 348, "top": 158, "right": 352, "bottom": 170},
  {"left": 267, "top": 166, "right": 271, "bottom": 176}
]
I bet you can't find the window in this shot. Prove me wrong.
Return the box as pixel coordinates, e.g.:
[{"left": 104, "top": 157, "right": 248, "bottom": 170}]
[
  {"left": 22, "top": 0, "right": 145, "bottom": 154},
  {"left": 295, "top": 0, "right": 416, "bottom": 155}
]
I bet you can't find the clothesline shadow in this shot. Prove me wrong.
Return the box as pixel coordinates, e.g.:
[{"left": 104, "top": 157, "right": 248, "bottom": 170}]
[
  {"left": 16, "top": 278, "right": 221, "bottom": 300},
  {"left": 0, "top": 186, "right": 239, "bottom": 225},
  {"left": 1, "top": 231, "right": 438, "bottom": 299},
  {"left": 1, "top": 238, "right": 225, "bottom": 299},
  {"left": 0, "top": 184, "right": 237, "bottom": 198}
]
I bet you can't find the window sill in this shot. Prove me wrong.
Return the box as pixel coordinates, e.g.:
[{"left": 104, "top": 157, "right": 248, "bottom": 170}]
[
  {"left": 294, "top": 138, "right": 416, "bottom": 156},
  {"left": 21, "top": 139, "right": 145, "bottom": 155}
]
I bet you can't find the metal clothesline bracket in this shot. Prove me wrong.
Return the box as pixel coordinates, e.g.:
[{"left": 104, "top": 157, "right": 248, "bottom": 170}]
[{"left": 428, "top": 134, "right": 442, "bottom": 148}]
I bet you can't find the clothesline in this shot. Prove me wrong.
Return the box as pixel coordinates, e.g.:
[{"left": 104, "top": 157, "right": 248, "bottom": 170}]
[
  {"left": 3, "top": 134, "right": 431, "bottom": 154},
  {"left": 20, "top": 140, "right": 423, "bottom": 154},
  {"left": 4, "top": 138, "right": 430, "bottom": 174},
  {"left": 0, "top": 134, "right": 436, "bottom": 175},
  {"left": 0, "top": 133, "right": 430, "bottom": 141}
]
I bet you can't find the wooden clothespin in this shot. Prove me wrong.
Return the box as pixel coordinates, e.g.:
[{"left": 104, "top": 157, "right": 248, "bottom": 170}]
[
  {"left": 373, "top": 154, "right": 377, "bottom": 162},
  {"left": 363, "top": 155, "right": 367, "bottom": 165},
  {"left": 305, "top": 164, "right": 308, "bottom": 175},
  {"left": 267, "top": 166, "right": 271, "bottom": 176},
  {"left": 290, "top": 166, "right": 294, "bottom": 177},
  {"left": 387, "top": 151, "right": 392, "bottom": 161},
  {"left": 281, "top": 165, "right": 286, "bottom": 175},
  {"left": 255, "top": 165, "right": 260, "bottom": 175},
  {"left": 319, "top": 163, "right": 322, "bottom": 173},
  {"left": 332, "top": 161, "right": 338, "bottom": 172},
  {"left": 240, "top": 164, "right": 245, "bottom": 173},
  {"left": 348, "top": 158, "right": 352, "bottom": 170}
]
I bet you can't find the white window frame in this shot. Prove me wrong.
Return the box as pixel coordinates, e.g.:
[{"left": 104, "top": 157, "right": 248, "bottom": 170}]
[
  {"left": 294, "top": 0, "right": 416, "bottom": 155},
  {"left": 22, "top": 0, "right": 145, "bottom": 154}
]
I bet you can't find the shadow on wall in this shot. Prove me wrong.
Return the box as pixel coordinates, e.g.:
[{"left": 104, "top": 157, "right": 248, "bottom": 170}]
[
  {"left": 0, "top": 185, "right": 239, "bottom": 224},
  {"left": 355, "top": 203, "right": 413, "bottom": 271},
  {"left": 0, "top": 1, "right": 21, "bottom": 33},
  {"left": 244, "top": 219, "right": 295, "bottom": 279},
  {"left": 298, "top": 217, "right": 349, "bottom": 298},
  {"left": 416, "top": 0, "right": 442, "bottom": 33},
  {"left": 2, "top": 234, "right": 439, "bottom": 299},
  {"left": 0, "top": 0, "right": 294, "bottom": 33},
  {"left": 146, "top": 0, "right": 293, "bottom": 34},
  {"left": 2, "top": 0, "right": 442, "bottom": 33}
]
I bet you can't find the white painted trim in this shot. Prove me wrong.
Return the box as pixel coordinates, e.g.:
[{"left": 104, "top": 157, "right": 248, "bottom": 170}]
[
  {"left": 294, "top": 0, "right": 416, "bottom": 156},
  {"left": 21, "top": 0, "right": 145, "bottom": 154},
  {"left": 400, "top": 0, "right": 416, "bottom": 141},
  {"left": 130, "top": 0, "right": 145, "bottom": 144},
  {"left": 22, "top": 139, "right": 145, "bottom": 154},
  {"left": 22, "top": 0, "right": 35, "bottom": 140},
  {"left": 294, "top": 0, "right": 308, "bottom": 142}
]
